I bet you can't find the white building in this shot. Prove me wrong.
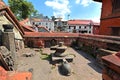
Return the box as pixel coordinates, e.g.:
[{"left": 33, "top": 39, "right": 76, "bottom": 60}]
[
  {"left": 31, "top": 18, "right": 54, "bottom": 31},
  {"left": 54, "top": 20, "right": 67, "bottom": 32},
  {"left": 67, "top": 20, "right": 93, "bottom": 34}
]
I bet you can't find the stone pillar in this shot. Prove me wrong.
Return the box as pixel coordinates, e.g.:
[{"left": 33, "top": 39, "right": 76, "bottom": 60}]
[
  {"left": 2, "top": 24, "right": 17, "bottom": 70},
  {"left": 0, "top": 30, "right": 2, "bottom": 46}
]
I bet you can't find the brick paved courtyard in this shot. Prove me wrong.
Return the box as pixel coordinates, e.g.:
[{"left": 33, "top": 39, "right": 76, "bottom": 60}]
[{"left": 17, "top": 47, "right": 102, "bottom": 80}]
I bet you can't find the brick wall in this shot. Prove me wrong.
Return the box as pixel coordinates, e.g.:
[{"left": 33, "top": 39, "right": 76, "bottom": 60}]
[
  {"left": 99, "top": 0, "right": 120, "bottom": 35},
  {"left": 100, "top": 18, "right": 120, "bottom": 35},
  {"left": 24, "top": 37, "right": 77, "bottom": 48}
]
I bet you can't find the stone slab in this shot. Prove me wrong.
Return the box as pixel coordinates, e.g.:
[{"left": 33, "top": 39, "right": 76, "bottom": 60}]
[{"left": 51, "top": 53, "right": 75, "bottom": 62}]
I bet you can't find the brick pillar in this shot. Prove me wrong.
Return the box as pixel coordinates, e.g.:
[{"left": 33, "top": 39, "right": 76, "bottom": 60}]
[{"left": 2, "top": 24, "right": 17, "bottom": 70}]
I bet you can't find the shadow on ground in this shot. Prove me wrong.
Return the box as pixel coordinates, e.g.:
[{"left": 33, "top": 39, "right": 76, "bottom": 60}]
[{"left": 72, "top": 48, "right": 102, "bottom": 73}]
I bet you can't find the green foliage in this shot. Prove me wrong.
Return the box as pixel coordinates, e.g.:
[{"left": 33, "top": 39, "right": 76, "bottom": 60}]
[
  {"left": 40, "top": 54, "right": 50, "bottom": 60},
  {"left": 8, "top": 0, "right": 37, "bottom": 20},
  {"left": 51, "top": 16, "right": 56, "bottom": 21}
]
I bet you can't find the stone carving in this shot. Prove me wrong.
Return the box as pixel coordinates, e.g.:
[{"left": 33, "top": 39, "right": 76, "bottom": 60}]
[
  {"left": 3, "top": 24, "right": 13, "bottom": 32},
  {"left": 0, "top": 46, "right": 14, "bottom": 70},
  {"left": 54, "top": 42, "right": 67, "bottom": 57},
  {"left": 50, "top": 42, "right": 75, "bottom": 62},
  {"left": 50, "top": 42, "right": 74, "bottom": 76}
]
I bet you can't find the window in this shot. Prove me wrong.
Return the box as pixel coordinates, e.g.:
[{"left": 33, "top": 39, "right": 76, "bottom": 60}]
[
  {"left": 79, "top": 26, "right": 81, "bottom": 29},
  {"left": 89, "top": 26, "right": 91, "bottom": 29},
  {"left": 74, "top": 26, "right": 76, "bottom": 29},
  {"left": 113, "top": 0, "right": 120, "bottom": 12},
  {"left": 69, "top": 26, "right": 70, "bottom": 29}
]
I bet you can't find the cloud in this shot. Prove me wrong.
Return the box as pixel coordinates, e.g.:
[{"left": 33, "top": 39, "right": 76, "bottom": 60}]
[
  {"left": 45, "top": 0, "right": 70, "bottom": 19},
  {"left": 75, "top": 0, "right": 80, "bottom": 4},
  {"left": 75, "top": 0, "right": 93, "bottom": 7},
  {"left": 91, "top": 17, "right": 100, "bottom": 22}
]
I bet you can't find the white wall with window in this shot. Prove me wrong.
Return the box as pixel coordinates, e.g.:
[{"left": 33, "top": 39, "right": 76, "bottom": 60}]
[
  {"left": 31, "top": 19, "right": 54, "bottom": 31},
  {"left": 68, "top": 24, "right": 93, "bottom": 34}
]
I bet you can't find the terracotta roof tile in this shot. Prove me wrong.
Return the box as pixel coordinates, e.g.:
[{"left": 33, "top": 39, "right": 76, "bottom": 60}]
[
  {"left": 38, "top": 26, "right": 50, "bottom": 32},
  {"left": 22, "top": 25, "right": 35, "bottom": 32},
  {"left": 93, "top": 22, "right": 100, "bottom": 26},
  {"left": 24, "top": 32, "right": 79, "bottom": 38},
  {"left": 20, "top": 18, "right": 29, "bottom": 24},
  {"left": 68, "top": 20, "right": 93, "bottom": 25},
  {"left": 0, "top": 1, "right": 6, "bottom": 10},
  {"left": 31, "top": 18, "right": 41, "bottom": 22}
]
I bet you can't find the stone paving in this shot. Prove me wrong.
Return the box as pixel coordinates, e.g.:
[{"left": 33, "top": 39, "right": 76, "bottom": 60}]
[{"left": 17, "top": 47, "right": 102, "bottom": 80}]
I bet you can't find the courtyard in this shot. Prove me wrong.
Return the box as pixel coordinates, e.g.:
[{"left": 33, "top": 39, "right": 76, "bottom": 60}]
[{"left": 17, "top": 47, "right": 102, "bottom": 80}]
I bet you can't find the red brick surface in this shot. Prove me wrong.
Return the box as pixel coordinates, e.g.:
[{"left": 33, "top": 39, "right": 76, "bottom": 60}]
[
  {"left": 99, "top": 0, "right": 120, "bottom": 35},
  {"left": 0, "top": 66, "right": 32, "bottom": 80}
]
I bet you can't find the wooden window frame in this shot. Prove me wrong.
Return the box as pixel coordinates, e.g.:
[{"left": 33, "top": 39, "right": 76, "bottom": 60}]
[{"left": 112, "top": 0, "right": 120, "bottom": 13}]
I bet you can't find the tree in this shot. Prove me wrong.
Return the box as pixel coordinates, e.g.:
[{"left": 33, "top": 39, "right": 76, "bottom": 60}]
[
  {"left": 51, "top": 16, "right": 56, "bottom": 21},
  {"left": 8, "top": 0, "right": 37, "bottom": 20}
]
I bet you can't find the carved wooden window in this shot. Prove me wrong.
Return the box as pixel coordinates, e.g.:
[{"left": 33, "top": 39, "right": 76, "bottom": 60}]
[{"left": 113, "top": 0, "right": 120, "bottom": 12}]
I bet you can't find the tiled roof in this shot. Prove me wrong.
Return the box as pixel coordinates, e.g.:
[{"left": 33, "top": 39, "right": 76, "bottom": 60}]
[
  {"left": 38, "top": 26, "right": 50, "bottom": 32},
  {"left": 31, "top": 18, "right": 41, "bottom": 22},
  {"left": 20, "top": 18, "right": 29, "bottom": 24},
  {"left": 31, "top": 18, "right": 53, "bottom": 22},
  {"left": 93, "top": 22, "right": 100, "bottom": 26},
  {"left": 0, "top": 1, "right": 5, "bottom": 9},
  {"left": 0, "top": 1, "right": 24, "bottom": 36},
  {"left": 24, "top": 32, "right": 79, "bottom": 38},
  {"left": 68, "top": 20, "right": 93, "bottom": 25},
  {"left": 22, "top": 25, "right": 35, "bottom": 32}
]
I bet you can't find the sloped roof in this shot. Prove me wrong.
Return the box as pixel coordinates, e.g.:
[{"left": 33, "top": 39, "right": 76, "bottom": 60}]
[
  {"left": 93, "top": 22, "right": 100, "bottom": 26},
  {"left": 31, "top": 18, "right": 41, "bottom": 22},
  {"left": 20, "top": 18, "right": 29, "bottom": 24},
  {"left": 22, "top": 25, "right": 35, "bottom": 32},
  {"left": 0, "top": 1, "right": 24, "bottom": 36},
  {"left": 31, "top": 18, "right": 54, "bottom": 22},
  {"left": 68, "top": 20, "right": 93, "bottom": 25},
  {"left": 24, "top": 32, "right": 79, "bottom": 38},
  {"left": 38, "top": 26, "right": 50, "bottom": 32}
]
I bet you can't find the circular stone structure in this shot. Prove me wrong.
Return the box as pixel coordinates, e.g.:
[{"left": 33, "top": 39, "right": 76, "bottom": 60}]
[{"left": 54, "top": 42, "right": 67, "bottom": 57}]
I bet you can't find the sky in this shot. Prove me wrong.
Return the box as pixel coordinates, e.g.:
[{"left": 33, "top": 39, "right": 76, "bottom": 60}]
[{"left": 3, "top": 0, "right": 102, "bottom": 22}]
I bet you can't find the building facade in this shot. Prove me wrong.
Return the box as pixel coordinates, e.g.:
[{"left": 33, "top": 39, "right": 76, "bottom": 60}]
[
  {"left": 67, "top": 20, "right": 93, "bottom": 34},
  {"left": 54, "top": 20, "right": 67, "bottom": 32},
  {"left": 94, "top": 0, "right": 120, "bottom": 36},
  {"left": 30, "top": 18, "right": 54, "bottom": 32},
  {"left": 94, "top": 0, "right": 120, "bottom": 80},
  {"left": 93, "top": 22, "right": 100, "bottom": 34}
]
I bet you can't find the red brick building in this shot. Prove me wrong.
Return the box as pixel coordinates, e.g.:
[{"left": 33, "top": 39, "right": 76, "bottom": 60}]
[
  {"left": 93, "top": 1, "right": 120, "bottom": 80},
  {"left": 93, "top": 22, "right": 100, "bottom": 34},
  {"left": 94, "top": 0, "right": 120, "bottom": 36}
]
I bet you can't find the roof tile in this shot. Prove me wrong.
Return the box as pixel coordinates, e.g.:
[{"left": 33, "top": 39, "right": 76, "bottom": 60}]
[{"left": 68, "top": 20, "right": 92, "bottom": 25}]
